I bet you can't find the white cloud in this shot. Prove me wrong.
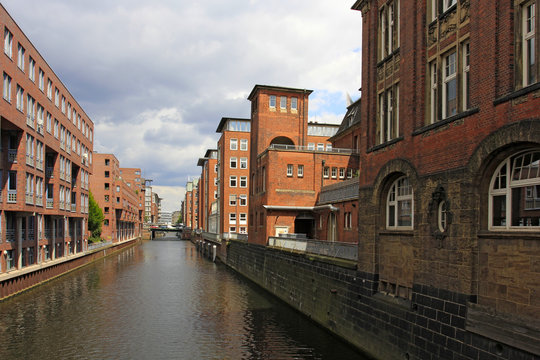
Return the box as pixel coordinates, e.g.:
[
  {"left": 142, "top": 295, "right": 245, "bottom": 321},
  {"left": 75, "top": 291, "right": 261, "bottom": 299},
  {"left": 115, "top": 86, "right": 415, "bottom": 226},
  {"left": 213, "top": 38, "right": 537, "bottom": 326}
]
[{"left": 2, "top": 0, "right": 363, "bottom": 209}]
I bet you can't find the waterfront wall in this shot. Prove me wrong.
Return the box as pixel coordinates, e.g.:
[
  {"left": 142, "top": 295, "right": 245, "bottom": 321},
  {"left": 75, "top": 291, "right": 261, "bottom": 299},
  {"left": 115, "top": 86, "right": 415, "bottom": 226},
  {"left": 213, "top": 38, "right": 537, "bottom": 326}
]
[
  {"left": 0, "top": 238, "right": 140, "bottom": 300},
  {"left": 224, "top": 240, "right": 537, "bottom": 360}
]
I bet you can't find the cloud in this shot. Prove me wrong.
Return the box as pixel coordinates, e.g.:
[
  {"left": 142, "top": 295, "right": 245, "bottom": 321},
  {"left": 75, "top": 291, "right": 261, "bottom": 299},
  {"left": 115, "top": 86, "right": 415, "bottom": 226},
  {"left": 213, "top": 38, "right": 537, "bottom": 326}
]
[{"left": 1, "top": 0, "right": 363, "bottom": 212}]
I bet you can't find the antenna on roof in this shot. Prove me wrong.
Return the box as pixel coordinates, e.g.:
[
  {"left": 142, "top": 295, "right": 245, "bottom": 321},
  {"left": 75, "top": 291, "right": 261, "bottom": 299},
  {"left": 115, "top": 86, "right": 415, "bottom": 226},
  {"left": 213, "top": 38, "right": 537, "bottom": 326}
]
[{"left": 346, "top": 93, "right": 353, "bottom": 107}]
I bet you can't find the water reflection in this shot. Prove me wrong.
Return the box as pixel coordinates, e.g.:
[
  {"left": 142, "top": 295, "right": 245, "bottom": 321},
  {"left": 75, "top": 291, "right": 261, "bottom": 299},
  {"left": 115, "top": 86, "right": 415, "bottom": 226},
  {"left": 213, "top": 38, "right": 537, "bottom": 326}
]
[{"left": 0, "top": 239, "right": 366, "bottom": 359}]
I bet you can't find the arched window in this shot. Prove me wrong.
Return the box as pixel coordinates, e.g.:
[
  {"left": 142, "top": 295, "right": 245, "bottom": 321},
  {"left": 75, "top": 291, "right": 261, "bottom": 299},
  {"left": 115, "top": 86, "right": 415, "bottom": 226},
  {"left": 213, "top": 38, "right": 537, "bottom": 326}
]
[
  {"left": 489, "top": 150, "right": 540, "bottom": 229},
  {"left": 387, "top": 176, "right": 413, "bottom": 229}
]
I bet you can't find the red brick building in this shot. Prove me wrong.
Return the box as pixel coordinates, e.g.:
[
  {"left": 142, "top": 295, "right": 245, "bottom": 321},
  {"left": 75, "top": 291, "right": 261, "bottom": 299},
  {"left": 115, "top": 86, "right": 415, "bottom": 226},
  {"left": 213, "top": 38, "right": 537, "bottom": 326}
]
[
  {"left": 348, "top": 0, "right": 539, "bottom": 358},
  {"left": 183, "top": 178, "right": 198, "bottom": 230},
  {"left": 197, "top": 149, "right": 218, "bottom": 233},
  {"left": 247, "top": 85, "right": 358, "bottom": 245},
  {"left": 89, "top": 153, "right": 141, "bottom": 242},
  {"left": 0, "top": 5, "right": 93, "bottom": 271},
  {"left": 216, "top": 117, "right": 251, "bottom": 238}
]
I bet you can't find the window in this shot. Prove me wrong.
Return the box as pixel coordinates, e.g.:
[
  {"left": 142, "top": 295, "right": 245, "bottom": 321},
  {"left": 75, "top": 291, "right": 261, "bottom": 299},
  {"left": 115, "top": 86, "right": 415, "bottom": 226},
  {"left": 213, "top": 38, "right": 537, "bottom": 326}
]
[
  {"left": 229, "top": 226, "right": 236, "bottom": 233},
  {"left": 308, "top": 143, "right": 315, "bottom": 150},
  {"left": 3, "top": 72, "right": 11, "bottom": 102},
  {"left": 269, "top": 95, "right": 276, "bottom": 109},
  {"left": 326, "top": 144, "right": 333, "bottom": 151},
  {"left": 240, "top": 157, "right": 248, "bottom": 169},
  {"left": 4, "top": 28, "right": 12, "bottom": 58},
  {"left": 462, "top": 41, "right": 470, "bottom": 110},
  {"left": 104, "top": 195, "right": 109, "bottom": 202},
  {"left": 105, "top": 158, "right": 110, "bottom": 166},
  {"left": 489, "top": 150, "right": 540, "bottom": 229},
  {"left": 239, "top": 213, "right": 247, "bottom": 225},
  {"left": 429, "top": 61, "right": 438, "bottom": 123},
  {"left": 28, "top": 57, "right": 35, "bottom": 81},
  {"left": 229, "top": 176, "right": 237, "bottom": 187},
  {"left": 387, "top": 176, "right": 413, "bottom": 229},
  {"left": 16, "top": 85, "right": 24, "bottom": 111},
  {"left": 229, "top": 195, "right": 237, "bottom": 206},
  {"left": 443, "top": 51, "right": 457, "bottom": 118},
  {"left": 347, "top": 168, "right": 353, "bottom": 179},
  {"left": 378, "top": 0, "right": 400, "bottom": 60},
  {"left": 104, "top": 207, "right": 109, "bottom": 214},
  {"left": 17, "top": 43, "right": 25, "bottom": 70},
  {"left": 104, "top": 171, "right": 110, "bottom": 178},
  {"left": 344, "top": 212, "right": 352, "bottom": 229},
  {"left": 47, "top": 79, "right": 52, "bottom": 99},
  {"left": 239, "top": 195, "right": 247, "bottom": 206},
  {"left": 230, "top": 138, "right": 238, "bottom": 150},
  {"left": 240, "top": 176, "right": 247, "bottom": 188},
  {"left": 339, "top": 168, "right": 345, "bottom": 179},
  {"left": 230, "top": 157, "right": 237, "bottom": 169},
  {"left": 239, "top": 226, "right": 247, "bottom": 234},
  {"left": 438, "top": 201, "right": 448, "bottom": 232},
  {"left": 442, "top": 0, "right": 457, "bottom": 12},
  {"left": 317, "top": 143, "right": 325, "bottom": 151},
  {"left": 61, "top": 96, "right": 65, "bottom": 113},
  {"left": 291, "top": 97, "right": 298, "bottom": 111},
  {"left": 378, "top": 84, "right": 399, "bottom": 143},
  {"left": 298, "top": 165, "right": 304, "bottom": 177},
  {"left": 104, "top": 183, "right": 110, "bottom": 190},
  {"left": 331, "top": 167, "right": 337, "bottom": 179},
  {"left": 46, "top": 112, "right": 52, "bottom": 133},
  {"left": 55, "top": 88, "right": 59, "bottom": 107},
  {"left": 38, "top": 69, "right": 44, "bottom": 91},
  {"left": 229, "top": 213, "right": 236, "bottom": 224},
  {"left": 287, "top": 164, "right": 293, "bottom": 177},
  {"left": 280, "top": 96, "right": 287, "bottom": 110},
  {"left": 240, "top": 139, "right": 248, "bottom": 151},
  {"left": 522, "top": 1, "right": 537, "bottom": 86},
  {"left": 323, "top": 166, "right": 329, "bottom": 178}
]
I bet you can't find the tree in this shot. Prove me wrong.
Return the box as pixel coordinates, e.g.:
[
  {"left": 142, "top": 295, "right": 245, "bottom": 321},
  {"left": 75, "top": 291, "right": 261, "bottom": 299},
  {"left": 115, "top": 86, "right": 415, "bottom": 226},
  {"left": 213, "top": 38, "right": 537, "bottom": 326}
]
[{"left": 88, "top": 191, "right": 104, "bottom": 242}]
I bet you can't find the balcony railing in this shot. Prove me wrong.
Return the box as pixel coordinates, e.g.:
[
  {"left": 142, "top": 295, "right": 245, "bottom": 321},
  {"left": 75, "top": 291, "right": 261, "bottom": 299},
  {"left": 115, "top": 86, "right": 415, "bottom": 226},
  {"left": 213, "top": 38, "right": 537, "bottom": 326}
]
[
  {"left": 6, "top": 229, "right": 15, "bottom": 242},
  {"left": 36, "top": 159, "right": 44, "bottom": 171},
  {"left": 60, "top": 141, "right": 65, "bottom": 150},
  {"left": 46, "top": 198, "right": 54, "bottom": 208},
  {"left": 26, "top": 154, "right": 34, "bottom": 166},
  {"left": 268, "top": 143, "right": 360, "bottom": 154},
  {"left": 222, "top": 232, "right": 248, "bottom": 242},
  {"left": 71, "top": 203, "right": 76, "bottom": 212},
  {"left": 46, "top": 167, "right": 54, "bottom": 178},
  {"left": 59, "top": 171, "right": 65, "bottom": 181},
  {"left": 268, "top": 236, "right": 358, "bottom": 261},
  {"left": 45, "top": 228, "right": 52, "bottom": 240},
  {"left": 37, "top": 123, "right": 44, "bottom": 135},
  {"left": 8, "top": 149, "right": 17, "bottom": 163},
  {"left": 7, "top": 190, "right": 17, "bottom": 203},
  {"left": 25, "top": 192, "right": 34, "bottom": 205},
  {"left": 36, "top": 195, "right": 43, "bottom": 207},
  {"left": 26, "top": 114, "right": 35, "bottom": 128}
]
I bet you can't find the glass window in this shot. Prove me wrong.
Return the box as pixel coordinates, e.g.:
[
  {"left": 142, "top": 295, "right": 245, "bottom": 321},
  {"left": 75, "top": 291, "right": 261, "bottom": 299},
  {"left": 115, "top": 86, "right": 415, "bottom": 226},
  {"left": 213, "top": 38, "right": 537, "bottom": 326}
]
[
  {"left": 387, "top": 176, "right": 413, "bottom": 229},
  {"left": 240, "top": 176, "right": 247, "bottom": 188},
  {"left": 522, "top": 1, "right": 537, "bottom": 86},
  {"left": 291, "top": 97, "right": 298, "bottom": 111},
  {"left": 240, "top": 139, "right": 248, "bottom": 151},
  {"left": 287, "top": 164, "right": 293, "bottom": 177},
  {"left": 229, "top": 195, "right": 237, "bottom": 206},
  {"left": 230, "top": 138, "right": 238, "bottom": 150},
  {"left": 443, "top": 51, "right": 457, "bottom": 118},
  {"left": 230, "top": 157, "right": 237, "bottom": 169},
  {"left": 298, "top": 165, "right": 304, "bottom": 177},
  {"left": 239, "top": 195, "right": 247, "bottom": 206},
  {"left": 269, "top": 95, "right": 276, "bottom": 108},
  {"left": 240, "top": 157, "right": 248, "bottom": 169},
  {"left": 4, "top": 28, "right": 12, "bottom": 58},
  {"left": 323, "top": 167, "right": 329, "bottom": 178},
  {"left": 331, "top": 167, "right": 337, "bottom": 179},
  {"left": 490, "top": 150, "right": 540, "bottom": 229},
  {"left": 280, "top": 96, "right": 287, "bottom": 110},
  {"left": 17, "top": 43, "right": 24, "bottom": 70},
  {"left": 229, "top": 176, "right": 237, "bottom": 187}
]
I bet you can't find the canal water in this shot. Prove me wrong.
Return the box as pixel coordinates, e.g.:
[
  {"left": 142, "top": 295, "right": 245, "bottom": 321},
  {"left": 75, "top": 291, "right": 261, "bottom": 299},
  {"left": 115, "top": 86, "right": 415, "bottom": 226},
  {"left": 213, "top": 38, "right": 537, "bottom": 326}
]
[{"left": 0, "top": 237, "right": 368, "bottom": 359}]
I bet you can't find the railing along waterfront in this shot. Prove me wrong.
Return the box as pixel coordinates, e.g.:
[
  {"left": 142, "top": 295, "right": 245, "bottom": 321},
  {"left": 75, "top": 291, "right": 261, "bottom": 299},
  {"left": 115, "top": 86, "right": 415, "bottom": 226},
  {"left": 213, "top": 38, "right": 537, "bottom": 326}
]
[
  {"left": 268, "top": 144, "right": 360, "bottom": 154},
  {"left": 268, "top": 236, "right": 358, "bottom": 261},
  {"left": 88, "top": 241, "right": 112, "bottom": 251}
]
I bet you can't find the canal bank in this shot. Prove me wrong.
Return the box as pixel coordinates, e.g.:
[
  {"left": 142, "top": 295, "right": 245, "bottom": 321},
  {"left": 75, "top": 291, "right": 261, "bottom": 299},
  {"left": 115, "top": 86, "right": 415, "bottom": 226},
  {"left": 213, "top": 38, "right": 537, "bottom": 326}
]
[
  {"left": 213, "top": 239, "right": 536, "bottom": 360},
  {"left": 0, "top": 237, "right": 140, "bottom": 301}
]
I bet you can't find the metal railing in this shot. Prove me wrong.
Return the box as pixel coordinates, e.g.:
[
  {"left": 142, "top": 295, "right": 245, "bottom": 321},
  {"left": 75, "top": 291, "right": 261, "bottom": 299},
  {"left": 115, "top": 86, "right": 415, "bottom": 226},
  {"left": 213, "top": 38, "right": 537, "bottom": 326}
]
[
  {"left": 268, "top": 236, "right": 358, "bottom": 261},
  {"left": 268, "top": 143, "right": 360, "bottom": 154},
  {"left": 46, "top": 198, "right": 54, "bottom": 208},
  {"left": 88, "top": 241, "right": 112, "bottom": 251},
  {"left": 46, "top": 167, "right": 54, "bottom": 178},
  {"left": 36, "top": 195, "right": 43, "bottom": 206},
  {"left": 8, "top": 149, "right": 17, "bottom": 163},
  {"left": 25, "top": 193, "right": 34, "bottom": 205}
]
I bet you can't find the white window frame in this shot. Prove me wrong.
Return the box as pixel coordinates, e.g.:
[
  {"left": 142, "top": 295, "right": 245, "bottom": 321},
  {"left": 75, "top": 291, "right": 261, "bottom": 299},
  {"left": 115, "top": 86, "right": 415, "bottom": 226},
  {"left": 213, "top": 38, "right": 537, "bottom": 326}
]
[
  {"left": 38, "top": 69, "right": 44, "bottom": 91},
  {"left": 462, "top": 41, "right": 470, "bottom": 110},
  {"left": 323, "top": 167, "right": 329, "bottom": 178},
  {"left": 28, "top": 57, "right": 35, "bottom": 82},
  {"left": 17, "top": 43, "right": 24, "bottom": 70},
  {"left": 442, "top": 0, "right": 457, "bottom": 12},
  {"left": 331, "top": 167, "right": 337, "bottom": 179},
  {"left": 229, "top": 176, "right": 237, "bottom": 187},
  {"left": 240, "top": 157, "right": 248, "bottom": 169},
  {"left": 16, "top": 85, "right": 24, "bottom": 111},
  {"left": 308, "top": 143, "right": 315, "bottom": 150},
  {"left": 430, "top": 61, "right": 438, "bottom": 123},
  {"left": 387, "top": 176, "right": 414, "bottom": 229},
  {"left": 229, "top": 195, "right": 237, "bottom": 206},
  {"left": 230, "top": 157, "right": 237, "bottom": 169},
  {"left": 4, "top": 28, "right": 12, "bottom": 58},
  {"left": 291, "top": 97, "right": 298, "bottom": 111},
  {"left": 3, "top": 73, "right": 11, "bottom": 102},
  {"left": 522, "top": 1, "right": 537, "bottom": 86},
  {"left": 298, "top": 165, "right": 304, "bottom": 178},
  {"left": 239, "top": 195, "right": 247, "bottom": 206},
  {"left": 339, "top": 168, "right": 345, "bottom": 179},
  {"left": 239, "top": 176, "right": 247, "bottom": 188},
  {"left": 230, "top": 138, "right": 238, "bottom": 150},
  {"left": 280, "top": 96, "right": 287, "bottom": 110},
  {"left": 287, "top": 164, "right": 293, "bottom": 177},
  {"left": 47, "top": 79, "right": 52, "bottom": 99},
  {"left": 240, "top": 139, "right": 248, "bottom": 151},
  {"left": 489, "top": 150, "right": 540, "bottom": 230},
  {"left": 269, "top": 95, "right": 276, "bottom": 109},
  {"left": 443, "top": 51, "right": 457, "bottom": 119},
  {"left": 229, "top": 213, "right": 236, "bottom": 225},
  {"left": 239, "top": 213, "right": 247, "bottom": 225}
]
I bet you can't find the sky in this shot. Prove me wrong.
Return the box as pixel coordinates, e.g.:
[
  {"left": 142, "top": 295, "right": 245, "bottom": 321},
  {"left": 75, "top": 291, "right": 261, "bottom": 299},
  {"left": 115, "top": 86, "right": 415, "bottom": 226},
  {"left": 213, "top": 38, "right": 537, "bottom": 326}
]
[{"left": 2, "top": 0, "right": 362, "bottom": 212}]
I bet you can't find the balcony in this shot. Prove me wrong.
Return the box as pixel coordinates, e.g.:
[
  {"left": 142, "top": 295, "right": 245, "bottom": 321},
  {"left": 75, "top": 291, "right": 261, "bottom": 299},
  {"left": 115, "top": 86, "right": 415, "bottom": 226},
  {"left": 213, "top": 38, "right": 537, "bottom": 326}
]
[
  {"left": 6, "top": 229, "right": 15, "bottom": 242},
  {"left": 26, "top": 114, "right": 35, "bottom": 129},
  {"left": 60, "top": 141, "right": 65, "bottom": 151},
  {"left": 46, "top": 167, "right": 54, "bottom": 178},
  {"left": 268, "top": 143, "right": 360, "bottom": 154},
  {"left": 8, "top": 149, "right": 17, "bottom": 163},
  {"left": 7, "top": 190, "right": 17, "bottom": 203},
  {"left": 44, "top": 228, "right": 52, "bottom": 240},
  {"left": 25, "top": 192, "right": 34, "bottom": 205},
  {"left": 71, "top": 203, "right": 76, "bottom": 212},
  {"left": 26, "top": 154, "right": 34, "bottom": 167},
  {"left": 59, "top": 201, "right": 64, "bottom": 210},
  {"left": 36, "top": 159, "right": 44, "bottom": 171},
  {"left": 46, "top": 198, "right": 53, "bottom": 208},
  {"left": 36, "top": 195, "right": 43, "bottom": 207},
  {"left": 37, "top": 123, "right": 44, "bottom": 135}
]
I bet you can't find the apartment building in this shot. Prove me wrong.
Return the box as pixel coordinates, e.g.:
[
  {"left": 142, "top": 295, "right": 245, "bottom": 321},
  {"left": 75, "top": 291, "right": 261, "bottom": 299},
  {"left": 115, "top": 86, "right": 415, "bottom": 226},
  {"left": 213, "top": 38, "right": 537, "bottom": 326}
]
[
  {"left": 247, "top": 85, "right": 358, "bottom": 245},
  {"left": 216, "top": 118, "right": 250, "bottom": 238},
  {"left": 0, "top": 5, "right": 93, "bottom": 271},
  {"left": 347, "top": 0, "right": 539, "bottom": 358},
  {"left": 183, "top": 178, "right": 198, "bottom": 230},
  {"left": 119, "top": 167, "right": 144, "bottom": 233},
  {"left": 197, "top": 149, "right": 218, "bottom": 233},
  {"left": 89, "top": 153, "right": 141, "bottom": 242}
]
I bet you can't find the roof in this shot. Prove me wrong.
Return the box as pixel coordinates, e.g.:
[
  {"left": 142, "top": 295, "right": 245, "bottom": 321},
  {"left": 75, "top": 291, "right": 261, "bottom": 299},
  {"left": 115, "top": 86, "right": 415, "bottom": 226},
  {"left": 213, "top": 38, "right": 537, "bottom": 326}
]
[
  {"left": 197, "top": 158, "right": 207, "bottom": 167},
  {"left": 215, "top": 117, "right": 250, "bottom": 133},
  {"left": 247, "top": 84, "right": 313, "bottom": 101},
  {"left": 328, "top": 98, "right": 361, "bottom": 142}
]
